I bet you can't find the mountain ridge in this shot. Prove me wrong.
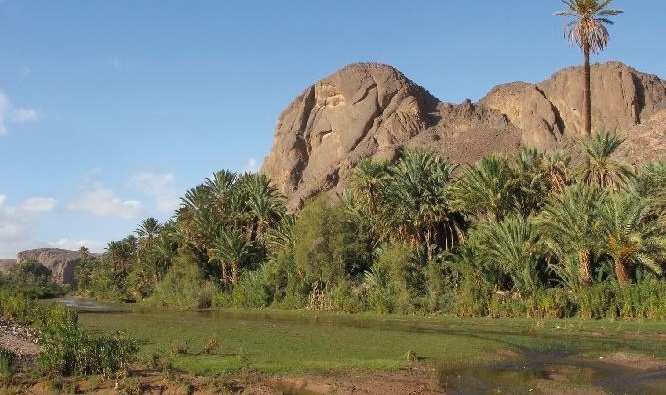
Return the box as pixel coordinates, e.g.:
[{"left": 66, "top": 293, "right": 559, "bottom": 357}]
[{"left": 261, "top": 61, "right": 666, "bottom": 209}]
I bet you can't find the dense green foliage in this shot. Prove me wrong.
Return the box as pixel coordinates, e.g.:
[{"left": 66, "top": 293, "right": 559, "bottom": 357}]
[
  {"left": 0, "top": 259, "right": 67, "bottom": 299},
  {"left": 78, "top": 132, "right": 666, "bottom": 318}
]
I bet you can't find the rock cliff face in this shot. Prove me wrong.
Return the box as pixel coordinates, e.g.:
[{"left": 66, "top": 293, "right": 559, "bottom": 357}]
[
  {"left": 16, "top": 248, "right": 83, "bottom": 285},
  {"left": 261, "top": 62, "right": 666, "bottom": 209}
]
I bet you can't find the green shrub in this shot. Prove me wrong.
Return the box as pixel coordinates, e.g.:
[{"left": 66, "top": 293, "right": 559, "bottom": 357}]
[
  {"left": 231, "top": 271, "right": 269, "bottom": 308},
  {"left": 38, "top": 329, "right": 138, "bottom": 377},
  {"left": 0, "top": 346, "right": 16, "bottom": 379}
]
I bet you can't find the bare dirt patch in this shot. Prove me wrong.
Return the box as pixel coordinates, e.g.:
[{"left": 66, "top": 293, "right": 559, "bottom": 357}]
[
  {"left": 598, "top": 352, "right": 666, "bottom": 371},
  {"left": 267, "top": 367, "right": 444, "bottom": 395}
]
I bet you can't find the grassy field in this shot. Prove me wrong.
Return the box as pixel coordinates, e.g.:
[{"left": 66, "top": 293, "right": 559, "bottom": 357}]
[{"left": 77, "top": 307, "right": 666, "bottom": 376}]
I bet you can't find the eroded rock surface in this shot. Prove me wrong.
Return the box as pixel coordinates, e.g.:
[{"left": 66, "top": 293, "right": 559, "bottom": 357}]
[
  {"left": 16, "top": 248, "right": 83, "bottom": 285},
  {"left": 261, "top": 61, "right": 666, "bottom": 209}
]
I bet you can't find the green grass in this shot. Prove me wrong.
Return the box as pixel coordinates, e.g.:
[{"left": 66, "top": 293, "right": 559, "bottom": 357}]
[{"left": 78, "top": 308, "right": 666, "bottom": 375}]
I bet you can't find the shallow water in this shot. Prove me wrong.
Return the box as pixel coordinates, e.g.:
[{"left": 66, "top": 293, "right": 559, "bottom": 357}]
[
  {"left": 52, "top": 297, "right": 132, "bottom": 313},
  {"left": 439, "top": 347, "right": 666, "bottom": 394}
]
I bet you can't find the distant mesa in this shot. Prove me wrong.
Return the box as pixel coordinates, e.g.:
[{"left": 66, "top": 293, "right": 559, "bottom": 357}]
[
  {"left": 14, "top": 248, "right": 93, "bottom": 285},
  {"left": 261, "top": 61, "right": 666, "bottom": 210}
]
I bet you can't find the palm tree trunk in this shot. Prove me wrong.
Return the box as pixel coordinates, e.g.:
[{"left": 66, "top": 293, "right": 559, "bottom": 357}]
[
  {"left": 583, "top": 41, "right": 592, "bottom": 136},
  {"left": 614, "top": 259, "right": 630, "bottom": 286},
  {"left": 221, "top": 262, "right": 229, "bottom": 286},
  {"left": 231, "top": 261, "right": 238, "bottom": 286},
  {"left": 578, "top": 249, "right": 593, "bottom": 285}
]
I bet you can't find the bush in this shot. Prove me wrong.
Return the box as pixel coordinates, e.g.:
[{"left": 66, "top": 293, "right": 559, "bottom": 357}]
[
  {"left": 0, "top": 346, "right": 16, "bottom": 379},
  {"left": 231, "top": 271, "right": 270, "bottom": 308},
  {"left": 38, "top": 329, "right": 138, "bottom": 377}
]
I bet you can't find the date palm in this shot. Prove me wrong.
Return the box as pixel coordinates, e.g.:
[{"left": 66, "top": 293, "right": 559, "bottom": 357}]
[
  {"left": 350, "top": 158, "right": 390, "bottom": 216},
  {"left": 209, "top": 227, "right": 252, "bottom": 286},
  {"left": 237, "top": 173, "right": 286, "bottom": 243},
  {"left": 579, "top": 130, "right": 634, "bottom": 191},
  {"left": 135, "top": 217, "right": 162, "bottom": 250},
  {"left": 631, "top": 160, "right": 666, "bottom": 219},
  {"left": 556, "top": 0, "right": 622, "bottom": 135},
  {"left": 598, "top": 192, "right": 666, "bottom": 285},
  {"left": 381, "top": 148, "right": 461, "bottom": 255},
  {"left": 453, "top": 153, "right": 517, "bottom": 222},
  {"left": 469, "top": 215, "right": 543, "bottom": 295},
  {"left": 537, "top": 183, "right": 606, "bottom": 287}
]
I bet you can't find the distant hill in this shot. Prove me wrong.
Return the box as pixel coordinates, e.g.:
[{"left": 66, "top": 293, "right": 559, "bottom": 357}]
[
  {"left": 15, "top": 248, "right": 98, "bottom": 285},
  {"left": 261, "top": 61, "right": 666, "bottom": 209},
  {"left": 0, "top": 259, "right": 16, "bottom": 273}
]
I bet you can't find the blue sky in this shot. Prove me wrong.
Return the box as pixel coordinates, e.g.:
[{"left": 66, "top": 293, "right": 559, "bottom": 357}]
[{"left": 0, "top": 1, "right": 663, "bottom": 258}]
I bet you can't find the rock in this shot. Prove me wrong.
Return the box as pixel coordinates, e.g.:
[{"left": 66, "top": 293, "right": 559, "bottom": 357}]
[
  {"left": 617, "top": 109, "right": 666, "bottom": 164},
  {"left": 261, "top": 61, "right": 666, "bottom": 209},
  {"left": 261, "top": 63, "right": 520, "bottom": 209},
  {"left": 16, "top": 248, "right": 83, "bottom": 285},
  {"left": 481, "top": 62, "right": 666, "bottom": 144}
]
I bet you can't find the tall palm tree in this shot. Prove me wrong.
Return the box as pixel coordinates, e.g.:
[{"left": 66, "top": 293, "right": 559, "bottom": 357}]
[
  {"left": 209, "top": 227, "right": 252, "bottom": 286},
  {"left": 537, "top": 183, "right": 606, "bottom": 287},
  {"left": 556, "top": 0, "right": 623, "bottom": 135},
  {"left": 135, "top": 217, "right": 162, "bottom": 250},
  {"left": 238, "top": 173, "right": 286, "bottom": 243},
  {"left": 579, "top": 130, "right": 634, "bottom": 191},
  {"left": 598, "top": 192, "right": 666, "bottom": 285}
]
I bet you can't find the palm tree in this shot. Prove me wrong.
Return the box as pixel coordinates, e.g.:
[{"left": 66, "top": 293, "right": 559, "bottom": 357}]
[
  {"left": 105, "top": 236, "right": 137, "bottom": 274},
  {"left": 238, "top": 173, "right": 286, "bottom": 243},
  {"left": 349, "top": 158, "right": 390, "bottom": 216},
  {"left": 542, "top": 150, "right": 572, "bottom": 195},
  {"left": 579, "top": 130, "right": 634, "bottom": 191},
  {"left": 453, "top": 154, "right": 517, "bottom": 222},
  {"left": 512, "top": 148, "right": 550, "bottom": 216},
  {"left": 381, "top": 149, "right": 461, "bottom": 256},
  {"left": 469, "top": 215, "right": 543, "bottom": 295},
  {"left": 631, "top": 160, "right": 666, "bottom": 219},
  {"left": 598, "top": 192, "right": 666, "bottom": 285},
  {"left": 205, "top": 170, "right": 238, "bottom": 222},
  {"left": 135, "top": 217, "right": 162, "bottom": 250},
  {"left": 209, "top": 227, "right": 252, "bottom": 286},
  {"left": 556, "top": 0, "right": 623, "bottom": 135},
  {"left": 537, "top": 183, "right": 606, "bottom": 287}
]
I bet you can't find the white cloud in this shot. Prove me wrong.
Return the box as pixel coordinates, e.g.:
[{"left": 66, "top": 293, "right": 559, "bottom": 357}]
[
  {"left": 243, "top": 158, "right": 260, "bottom": 173},
  {"left": 67, "top": 183, "right": 143, "bottom": 219},
  {"left": 11, "top": 108, "right": 38, "bottom": 123},
  {"left": 49, "top": 238, "right": 105, "bottom": 254},
  {"left": 127, "top": 172, "right": 180, "bottom": 213},
  {"left": 0, "top": 91, "right": 38, "bottom": 135},
  {"left": 18, "top": 197, "right": 57, "bottom": 213},
  {"left": 21, "top": 66, "right": 32, "bottom": 77}
]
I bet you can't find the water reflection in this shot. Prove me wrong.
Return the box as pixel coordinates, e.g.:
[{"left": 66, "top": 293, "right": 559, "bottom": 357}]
[{"left": 54, "top": 297, "right": 132, "bottom": 313}]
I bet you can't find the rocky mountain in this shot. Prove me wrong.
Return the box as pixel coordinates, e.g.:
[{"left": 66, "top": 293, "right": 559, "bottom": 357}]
[
  {"left": 16, "top": 248, "right": 85, "bottom": 285},
  {"left": 261, "top": 61, "right": 666, "bottom": 209}
]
